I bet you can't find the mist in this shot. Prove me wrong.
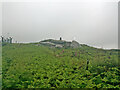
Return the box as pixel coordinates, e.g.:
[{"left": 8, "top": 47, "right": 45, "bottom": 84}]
[{"left": 2, "top": 1, "right": 118, "bottom": 49}]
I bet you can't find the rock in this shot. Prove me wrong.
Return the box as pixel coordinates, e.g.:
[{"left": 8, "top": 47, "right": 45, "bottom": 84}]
[
  {"left": 70, "top": 40, "right": 80, "bottom": 48},
  {"left": 40, "top": 41, "right": 56, "bottom": 46},
  {"left": 39, "top": 39, "right": 81, "bottom": 48},
  {"left": 55, "top": 44, "right": 63, "bottom": 48}
]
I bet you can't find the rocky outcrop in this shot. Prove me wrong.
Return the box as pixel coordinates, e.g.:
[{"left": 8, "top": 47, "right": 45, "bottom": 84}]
[
  {"left": 71, "top": 40, "right": 80, "bottom": 48},
  {"left": 39, "top": 39, "right": 81, "bottom": 48}
]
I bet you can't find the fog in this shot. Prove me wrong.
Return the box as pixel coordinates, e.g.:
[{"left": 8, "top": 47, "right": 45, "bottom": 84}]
[{"left": 2, "top": 0, "right": 118, "bottom": 49}]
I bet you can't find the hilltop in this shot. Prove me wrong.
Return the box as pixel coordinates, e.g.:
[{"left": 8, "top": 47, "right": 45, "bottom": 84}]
[
  {"left": 2, "top": 40, "right": 120, "bottom": 88},
  {"left": 38, "top": 39, "right": 81, "bottom": 48},
  {"left": 32, "top": 39, "right": 119, "bottom": 52}
]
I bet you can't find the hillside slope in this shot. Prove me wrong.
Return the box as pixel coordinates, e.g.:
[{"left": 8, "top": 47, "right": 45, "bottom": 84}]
[{"left": 2, "top": 43, "right": 120, "bottom": 88}]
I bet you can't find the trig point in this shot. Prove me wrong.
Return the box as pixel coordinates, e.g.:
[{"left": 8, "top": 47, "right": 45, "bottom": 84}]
[{"left": 60, "top": 37, "right": 62, "bottom": 40}]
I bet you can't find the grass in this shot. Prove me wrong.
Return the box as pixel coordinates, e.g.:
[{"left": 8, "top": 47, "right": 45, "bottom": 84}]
[{"left": 2, "top": 43, "right": 120, "bottom": 88}]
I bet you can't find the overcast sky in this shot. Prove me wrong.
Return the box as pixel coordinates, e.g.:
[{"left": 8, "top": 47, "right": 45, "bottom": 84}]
[{"left": 2, "top": 0, "right": 118, "bottom": 49}]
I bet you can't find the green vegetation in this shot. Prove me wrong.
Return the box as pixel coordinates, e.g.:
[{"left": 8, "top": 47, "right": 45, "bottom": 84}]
[
  {"left": 0, "top": 43, "right": 2, "bottom": 89},
  {"left": 2, "top": 43, "right": 120, "bottom": 88}
]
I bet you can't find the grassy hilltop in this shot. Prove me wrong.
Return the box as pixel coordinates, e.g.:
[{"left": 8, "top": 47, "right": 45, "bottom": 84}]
[{"left": 2, "top": 41, "right": 120, "bottom": 88}]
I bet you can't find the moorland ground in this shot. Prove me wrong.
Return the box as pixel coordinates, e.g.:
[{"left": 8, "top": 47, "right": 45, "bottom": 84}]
[{"left": 2, "top": 43, "right": 120, "bottom": 88}]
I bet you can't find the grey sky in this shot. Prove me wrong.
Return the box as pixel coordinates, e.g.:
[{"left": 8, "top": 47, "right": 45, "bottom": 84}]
[{"left": 2, "top": 1, "right": 118, "bottom": 49}]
